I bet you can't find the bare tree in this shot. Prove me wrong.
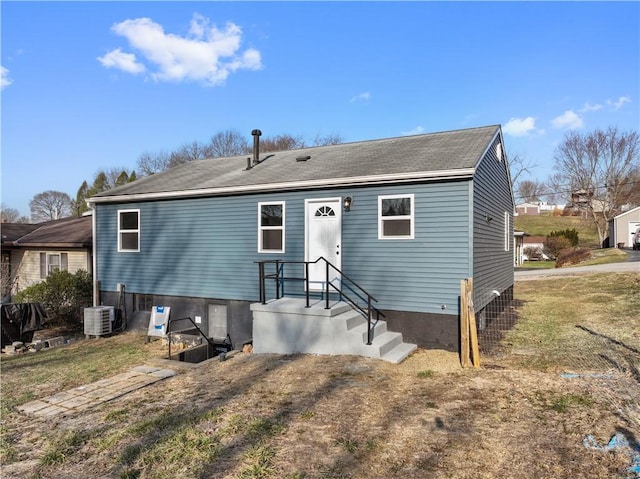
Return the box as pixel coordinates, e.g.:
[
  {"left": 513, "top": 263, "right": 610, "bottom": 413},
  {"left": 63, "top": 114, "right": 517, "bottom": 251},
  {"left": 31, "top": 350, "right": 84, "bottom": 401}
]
[
  {"left": 260, "top": 133, "right": 305, "bottom": 153},
  {"left": 553, "top": 127, "right": 640, "bottom": 246},
  {"left": 608, "top": 164, "right": 640, "bottom": 208},
  {"left": 508, "top": 153, "right": 536, "bottom": 190},
  {"left": 542, "top": 173, "right": 568, "bottom": 205},
  {"left": 516, "top": 179, "right": 545, "bottom": 203},
  {"left": 102, "top": 167, "right": 135, "bottom": 189},
  {"left": 168, "top": 141, "right": 211, "bottom": 168},
  {"left": 206, "top": 130, "right": 249, "bottom": 158},
  {"left": 311, "top": 132, "right": 344, "bottom": 146},
  {"left": 0, "top": 204, "right": 29, "bottom": 223},
  {"left": 29, "top": 190, "right": 72, "bottom": 222},
  {"left": 135, "top": 129, "right": 345, "bottom": 176},
  {"left": 136, "top": 150, "right": 172, "bottom": 176}
]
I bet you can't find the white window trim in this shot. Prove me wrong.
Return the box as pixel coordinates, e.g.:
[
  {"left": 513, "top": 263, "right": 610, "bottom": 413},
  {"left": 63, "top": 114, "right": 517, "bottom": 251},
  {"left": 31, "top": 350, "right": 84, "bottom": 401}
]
[
  {"left": 118, "top": 209, "right": 140, "bottom": 252},
  {"left": 378, "top": 194, "right": 415, "bottom": 240},
  {"left": 258, "top": 201, "right": 285, "bottom": 253}
]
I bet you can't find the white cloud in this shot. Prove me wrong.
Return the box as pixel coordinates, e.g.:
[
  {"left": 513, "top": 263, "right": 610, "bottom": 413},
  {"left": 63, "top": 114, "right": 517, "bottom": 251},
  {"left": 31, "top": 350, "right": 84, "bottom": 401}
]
[
  {"left": 1, "top": 66, "right": 13, "bottom": 90},
  {"left": 349, "top": 91, "right": 370, "bottom": 103},
  {"left": 100, "top": 14, "right": 262, "bottom": 86},
  {"left": 607, "top": 96, "right": 631, "bottom": 110},
  {"left": 552, "top": 110, "right": 584, "bottom": 129},
  {"left": 401, "top": 126, "right": 424, "bottom": 136},
  {"left": 97, "top": 48, "right": 145, "bottom": 74},
  {"left": 579, "top": 102, "right": 603, "bottom": 112},
  {"left": 503, "top": 117, "right": 537, "bottom": 137}
]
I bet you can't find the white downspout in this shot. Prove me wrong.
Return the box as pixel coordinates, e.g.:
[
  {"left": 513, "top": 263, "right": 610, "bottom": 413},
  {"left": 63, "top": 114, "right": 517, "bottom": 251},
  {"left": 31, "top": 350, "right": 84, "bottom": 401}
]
[{"left": 90, "top": 201, "right": 98, "bottom": 307}]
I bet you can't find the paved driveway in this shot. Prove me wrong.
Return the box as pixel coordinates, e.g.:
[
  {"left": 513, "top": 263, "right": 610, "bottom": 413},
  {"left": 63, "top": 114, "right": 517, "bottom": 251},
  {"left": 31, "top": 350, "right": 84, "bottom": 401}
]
[{"left": 515, "top": 250, "right": 640, "bottom": 281}]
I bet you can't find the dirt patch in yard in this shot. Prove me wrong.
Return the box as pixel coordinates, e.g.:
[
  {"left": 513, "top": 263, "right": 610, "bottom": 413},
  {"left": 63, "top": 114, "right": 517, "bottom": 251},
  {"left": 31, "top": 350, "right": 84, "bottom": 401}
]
[{"left": 1, "top": 335, "right": 635, "bottom": 479}]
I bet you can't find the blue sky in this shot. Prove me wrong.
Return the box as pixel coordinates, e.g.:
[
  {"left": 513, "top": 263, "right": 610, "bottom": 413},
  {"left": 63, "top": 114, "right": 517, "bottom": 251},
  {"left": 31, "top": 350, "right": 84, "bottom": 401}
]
[{"left": 2, "top": 1, "right": 639, "bottom": 218}]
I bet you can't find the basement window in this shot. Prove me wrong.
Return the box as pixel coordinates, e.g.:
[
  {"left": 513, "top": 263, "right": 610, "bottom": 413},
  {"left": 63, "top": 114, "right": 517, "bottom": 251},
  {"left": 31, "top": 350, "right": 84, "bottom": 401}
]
[
  {"left": 118, "top": 209, "right": 140, "bottom": 252},
  {"left": 258, "top": 202, "right": 285, "bottom": 253},
  {"left": 378, "top": 194, "right": 414, "bottom": 239}
]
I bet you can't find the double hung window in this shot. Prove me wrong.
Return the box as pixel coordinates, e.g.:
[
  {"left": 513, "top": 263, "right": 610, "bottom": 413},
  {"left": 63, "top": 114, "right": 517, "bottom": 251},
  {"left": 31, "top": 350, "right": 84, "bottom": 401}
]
[
  {"left": 118, "top": 209, "right": 140, "bottom": 252},
  {"left": 258, "top": 202, "right": 285, "bottom": 253},
  {"left": 39, "top": 252, "right": 68, "bottom": 278},
  {"left": 378, "top": 194, "right": 414, "bottom": 239}
]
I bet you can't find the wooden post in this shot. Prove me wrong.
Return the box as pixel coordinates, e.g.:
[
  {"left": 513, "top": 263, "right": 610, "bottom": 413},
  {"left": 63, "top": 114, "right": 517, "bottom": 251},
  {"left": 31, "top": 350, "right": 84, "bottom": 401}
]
[
  {"left": 460, "top": 279, "right": 470, "bottom": 367},
  {"left": 93, "top": 280, "right": 100, "bottom": 307},
  {"left": 467, "top": 278, "right": 480, "bottom": 368}
]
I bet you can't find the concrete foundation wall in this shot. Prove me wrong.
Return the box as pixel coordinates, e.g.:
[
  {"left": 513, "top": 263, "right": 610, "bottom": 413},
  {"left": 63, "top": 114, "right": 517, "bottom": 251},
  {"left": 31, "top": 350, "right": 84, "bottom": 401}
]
[
  {"left": 100, "top": 292, "right": 253, "bottom": 350},
  {"left": 384, "top": 310, "right": 460, "bottom": 352}
]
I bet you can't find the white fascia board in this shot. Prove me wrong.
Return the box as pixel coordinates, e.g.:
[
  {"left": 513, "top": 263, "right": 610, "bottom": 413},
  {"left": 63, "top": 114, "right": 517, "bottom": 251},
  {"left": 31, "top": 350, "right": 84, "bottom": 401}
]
[{"left": 88, "top": 168, "right": 475, "bottom": 204}]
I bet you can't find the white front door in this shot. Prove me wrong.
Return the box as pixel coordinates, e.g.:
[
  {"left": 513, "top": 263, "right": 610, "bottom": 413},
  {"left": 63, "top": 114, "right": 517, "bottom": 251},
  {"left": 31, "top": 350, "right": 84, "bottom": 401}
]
[{"left": 305, "top": 198, "right": 342, "bottom": 291}]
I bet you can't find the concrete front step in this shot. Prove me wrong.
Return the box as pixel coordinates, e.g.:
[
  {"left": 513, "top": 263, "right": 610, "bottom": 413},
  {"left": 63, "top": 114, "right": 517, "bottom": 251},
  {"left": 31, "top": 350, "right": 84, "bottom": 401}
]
[
  {"left": 251, "top": 298, "right": 417, "bottom": 363},
  {"left": 349, "top": 320, "right": 387, "bottom": 344},
  {"left": 380, "top": 342, "right": 418, "bottom": 364}
]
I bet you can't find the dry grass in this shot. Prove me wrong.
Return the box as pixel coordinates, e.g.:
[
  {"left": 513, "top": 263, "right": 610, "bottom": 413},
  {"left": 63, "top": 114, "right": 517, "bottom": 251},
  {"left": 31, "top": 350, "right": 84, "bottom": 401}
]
[{"left": 1, "top": 272, "right": 639, "bottom": 479}]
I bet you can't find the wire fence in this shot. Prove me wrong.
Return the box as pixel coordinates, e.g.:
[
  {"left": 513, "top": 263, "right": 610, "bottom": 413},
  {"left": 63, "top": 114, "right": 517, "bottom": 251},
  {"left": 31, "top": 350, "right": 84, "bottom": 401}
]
[{"left": 474, "top": 288, "right": 640, "bottom": 434}]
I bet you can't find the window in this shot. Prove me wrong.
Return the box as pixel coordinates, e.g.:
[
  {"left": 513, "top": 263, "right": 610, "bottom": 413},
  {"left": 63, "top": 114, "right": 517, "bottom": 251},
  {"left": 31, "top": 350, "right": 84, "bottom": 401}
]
[
  {"left": 135, "top": 293, "right": 154, "bottom": 312},
  {"left": 378, "top": 194, "right": 414, "bottom": 239},
  {"left": 118, "top": 209, "right": 140, "bottom": 252},
  {"left": 504, "top": 211, "right": 511, "bottom": 251},
  {"left": 314, "top": 206, "right": 336, "bottom": 217},
  {"left": 258, "top": 202, "right": 285, "bottom": 253},
  {"left": 40, "top": 252, "right": 68, "bottom": 279}
]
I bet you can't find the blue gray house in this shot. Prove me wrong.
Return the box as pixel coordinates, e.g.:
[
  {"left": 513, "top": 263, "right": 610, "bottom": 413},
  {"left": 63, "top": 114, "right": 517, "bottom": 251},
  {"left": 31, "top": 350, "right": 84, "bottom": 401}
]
[{"left": 89, "top": 125, "right": 514, "bottom": 362}]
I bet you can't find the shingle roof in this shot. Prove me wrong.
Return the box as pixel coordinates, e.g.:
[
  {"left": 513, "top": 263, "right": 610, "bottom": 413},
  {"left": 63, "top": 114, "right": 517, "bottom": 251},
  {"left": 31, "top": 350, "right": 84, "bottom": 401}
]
[
  {"left": 92, "top": 125, "right": 500, "bottom": 203},
  {"left": 1, "top": 223, "right": 40, "bottom": 244},
  {"left": 8, "top": 216, "right": 92, "bottom": 248}
]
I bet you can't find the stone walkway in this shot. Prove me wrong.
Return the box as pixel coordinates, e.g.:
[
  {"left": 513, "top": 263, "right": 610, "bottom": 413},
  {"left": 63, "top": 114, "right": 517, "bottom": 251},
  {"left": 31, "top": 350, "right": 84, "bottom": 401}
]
[{"left": 17, "top": 366, "right": 176, "bottom": 418}]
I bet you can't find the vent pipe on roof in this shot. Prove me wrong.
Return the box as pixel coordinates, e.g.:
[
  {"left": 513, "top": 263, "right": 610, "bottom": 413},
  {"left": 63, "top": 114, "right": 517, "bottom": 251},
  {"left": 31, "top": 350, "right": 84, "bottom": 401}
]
[{"left": 251, "top": 129, "right": 262, "bottom": 166}]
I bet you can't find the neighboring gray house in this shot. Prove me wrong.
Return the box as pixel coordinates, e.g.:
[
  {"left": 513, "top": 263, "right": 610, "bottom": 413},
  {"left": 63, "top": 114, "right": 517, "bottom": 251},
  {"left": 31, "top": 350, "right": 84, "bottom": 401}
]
[
  {"left": 608, "top": 206, "right": 640, "bottom": 248},
  {"left": 89, "top": 125, "right": 514, "bottom": 360}
]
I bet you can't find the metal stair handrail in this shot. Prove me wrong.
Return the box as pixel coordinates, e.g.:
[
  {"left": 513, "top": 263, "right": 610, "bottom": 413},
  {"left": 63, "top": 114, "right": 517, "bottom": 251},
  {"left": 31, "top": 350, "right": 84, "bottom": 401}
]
[
  {"left": 256, "top": 258, "right": 385, "bottom": 345},
  {"left": 165, "top": 316, "right": 227, "bottom": 360}
]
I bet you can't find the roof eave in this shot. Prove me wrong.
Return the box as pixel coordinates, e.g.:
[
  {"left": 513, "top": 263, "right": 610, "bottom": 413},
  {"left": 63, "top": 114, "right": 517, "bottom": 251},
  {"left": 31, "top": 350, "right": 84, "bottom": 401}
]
[
  {"left": 88, "top": 168, "right": 476, "bottom": 204},
  {"left": 13, "top": 242, "right": 91, "bottom": 248}
]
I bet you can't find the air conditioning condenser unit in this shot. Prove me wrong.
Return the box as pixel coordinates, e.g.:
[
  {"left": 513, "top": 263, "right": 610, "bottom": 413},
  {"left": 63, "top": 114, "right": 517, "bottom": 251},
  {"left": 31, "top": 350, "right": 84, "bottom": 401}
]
[{"left": 84, "top": 306, "right": 114, "bottom": 336}]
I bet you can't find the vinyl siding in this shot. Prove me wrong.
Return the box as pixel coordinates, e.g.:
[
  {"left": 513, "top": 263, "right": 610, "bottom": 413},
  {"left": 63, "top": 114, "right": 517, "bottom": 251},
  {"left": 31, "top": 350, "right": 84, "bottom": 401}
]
[
  {"left": 472, "top": 136, "right": 515, "bottom": 311},
  {"left": 611, "top": 207, "right": 640, "bottom": 247},
  {"left": 95, "top": 180, "right": 472, "bottom": 316},
  {"left": 11, "top": 249, "right": 90, "bottom": 292}
]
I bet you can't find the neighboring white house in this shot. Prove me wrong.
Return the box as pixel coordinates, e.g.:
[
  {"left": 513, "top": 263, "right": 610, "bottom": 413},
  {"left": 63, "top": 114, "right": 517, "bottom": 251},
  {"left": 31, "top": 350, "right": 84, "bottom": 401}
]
[
  {"left": 522, "top": 236, "right": 550, "bottom": 261},
  {"left": 515, "top": 202, "right": 565, "bottom": 216},
  {"left": 513, "top": 231, "right": 530, "bottom": 266},
  {"left": 608, "top": 206, "right": 640, "bottom": 248},
  {"left": 1, "top": 215, "right": 93, "bottom": 299}
]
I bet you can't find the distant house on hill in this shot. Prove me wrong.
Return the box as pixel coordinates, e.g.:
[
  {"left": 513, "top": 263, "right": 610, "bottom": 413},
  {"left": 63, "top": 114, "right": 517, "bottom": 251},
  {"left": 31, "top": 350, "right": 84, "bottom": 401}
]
[
  {"left": 515, "top": 202, "right": 564, "bottom": 216},
  {"left": 516, "top": 203, "right": 540, "bottom": 216}
]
